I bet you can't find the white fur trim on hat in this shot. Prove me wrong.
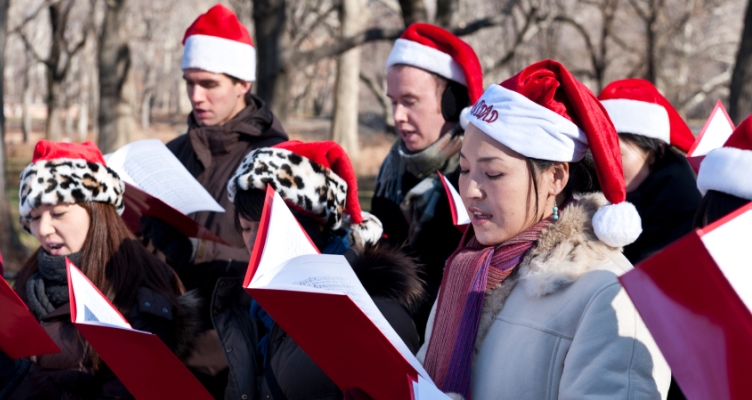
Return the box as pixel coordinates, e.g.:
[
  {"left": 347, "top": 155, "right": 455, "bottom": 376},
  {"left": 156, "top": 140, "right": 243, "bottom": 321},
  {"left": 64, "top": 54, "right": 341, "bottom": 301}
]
[
  {"left": 459, "top": 106, "right": 471, "bottom": 130},
  {"left": 19, "top": 158, "right": 125, "bottom": 219},
  {"left": 227, "top": 147, "right": 349, "bottom": 229},
  {"left": 697, "top": 147, "right": 752, "bottom": 199},
  {"left": 601, "top": 99, "right": 670, "bottom": 143},
  {"left": 182, "top": 34, "right": 256, "bottom": 81},
  {"left": 466, "top": 85, "right": 588, "bottom": 162},
  {"left": 386, "top": 39, "right": 467, "bottom": 85},
  {"left": 592, "top": 201, "right": 642, "bottom": 248}
]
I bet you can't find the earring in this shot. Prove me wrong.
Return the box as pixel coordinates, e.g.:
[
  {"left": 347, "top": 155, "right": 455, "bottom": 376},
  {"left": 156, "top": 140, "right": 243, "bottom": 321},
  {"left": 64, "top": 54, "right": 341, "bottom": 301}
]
[{"left": 553, "top": 201, "right": 559, "bottom": 221}]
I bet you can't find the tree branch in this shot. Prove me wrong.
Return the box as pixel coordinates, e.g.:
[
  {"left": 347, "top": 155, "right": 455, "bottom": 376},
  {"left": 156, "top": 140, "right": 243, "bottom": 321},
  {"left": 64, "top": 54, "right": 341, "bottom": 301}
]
[{"left": 485, "top": 8, "right": 541, "bottom": 74}]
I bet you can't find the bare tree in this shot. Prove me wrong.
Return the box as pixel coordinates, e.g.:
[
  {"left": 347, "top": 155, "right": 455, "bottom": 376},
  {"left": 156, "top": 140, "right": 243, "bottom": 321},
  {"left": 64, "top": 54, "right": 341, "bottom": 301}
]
[
  {"left": 331, "top": 0, "right": 368, "bottom": 155},
  {"left": 398, "top": 0, "right": 427, "bottom": 26},
  {"left": 0, "top": 0, "right": 28, "bottom": 270},
  {"left": 254, "top": 0, "right": 291, "bottom": 119},
  {"left": 730, "top": 0, "right": 752, "bottom": 123},
  {"left": 98, "top": 0, "right": 133, "bottom": 153}
]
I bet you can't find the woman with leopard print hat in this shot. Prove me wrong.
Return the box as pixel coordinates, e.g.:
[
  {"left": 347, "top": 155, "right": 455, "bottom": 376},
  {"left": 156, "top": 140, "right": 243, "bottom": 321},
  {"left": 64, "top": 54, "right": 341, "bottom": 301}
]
[
  {"left": 210, "top": 140, "right": 424, "bottom": 400},
  {"left": 0, "top": 140, "right": 201, "bottom": 399}
]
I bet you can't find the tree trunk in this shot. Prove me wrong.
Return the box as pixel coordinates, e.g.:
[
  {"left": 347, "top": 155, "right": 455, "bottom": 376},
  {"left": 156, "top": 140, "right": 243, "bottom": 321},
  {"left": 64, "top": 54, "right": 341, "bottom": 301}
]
[
  {"left": 730, "top": 0, "right": 752, "bottom": 123},
  {"left": 45, "top": 1, "right": 66, "bottom": 141},
  {"left": 435, "top": 0, "right": 458, "bottom": 28},
  {"left": 0, "top": 0, "right": 29, "bottom": 270},
  {"left": 97, "top": 0, "right": 132, "bottom": 154},
  {"left": 22, "top": 69, "right": 32, "bottom": 143},
  {"left": 141, "top": 90, "right": 152, "bottom": 132},
  {"left": 253, "top": 0, "right": 291, "bottom": 121},
  {"left": 45, "top": 80, "right": 64, "bottom": 141},
  {"left": 331, "top": 0, "right": 368, "bottom": 157},
  {"left": 398, "top": 0, "right": 427, "bottom": 26},
  {"left": 78, "top": 100, "right": 89, "bottom": 141}
]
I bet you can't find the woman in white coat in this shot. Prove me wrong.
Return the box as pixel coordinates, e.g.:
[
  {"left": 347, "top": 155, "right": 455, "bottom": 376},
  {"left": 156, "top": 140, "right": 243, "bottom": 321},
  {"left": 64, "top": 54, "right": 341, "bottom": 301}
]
[{"left": 417, "top": 61, "right": 670, "bottom": 399}]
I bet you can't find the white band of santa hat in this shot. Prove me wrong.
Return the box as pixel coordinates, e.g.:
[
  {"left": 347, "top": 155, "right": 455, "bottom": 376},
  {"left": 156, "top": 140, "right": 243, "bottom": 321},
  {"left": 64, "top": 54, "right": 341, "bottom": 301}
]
[
  {"left": 465, "top": 60, "right": 642, "bottom": 248},
  {"left": 697, "top": 115, "right": 752, "bottom": 200},
  {"left": 386, "top": 23, "right": 484, "bottom": 127},
  {"left": 182, "top": 5, "right": 256, "bottom": 82},
  {"left": 598, "top": 78, "right": 695, "bottom": 152}
]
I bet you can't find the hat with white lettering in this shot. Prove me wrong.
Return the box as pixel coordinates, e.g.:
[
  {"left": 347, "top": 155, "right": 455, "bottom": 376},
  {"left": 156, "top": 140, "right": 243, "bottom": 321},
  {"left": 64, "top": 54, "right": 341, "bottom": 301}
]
[{"left": 465, "top": 60, "right": 642, "bottom": 248}]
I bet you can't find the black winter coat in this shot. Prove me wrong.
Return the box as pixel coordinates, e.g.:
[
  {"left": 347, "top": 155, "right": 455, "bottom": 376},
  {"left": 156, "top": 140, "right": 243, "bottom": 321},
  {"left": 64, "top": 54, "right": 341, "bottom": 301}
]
[
  {"left": 370, "top": 168, "right": 462, "bottom": 341},
  {"left": 212, "top": 244, "right": 425, "bottom": 400},
  {"left": 624, "top": 147, "right": 702, "bottom": 264}
]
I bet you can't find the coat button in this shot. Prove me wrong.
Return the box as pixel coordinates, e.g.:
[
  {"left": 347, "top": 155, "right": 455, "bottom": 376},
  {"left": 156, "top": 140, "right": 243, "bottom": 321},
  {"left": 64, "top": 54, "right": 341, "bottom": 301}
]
[
  {"left": 213, "top": 308, "right": 220, "bottom": 315},
  {"left": 162, "top": 308, "right": 169, "bottom": 313},
  {"left": 241, "top": 395, "right": 248, "bottom": 399},
  {"left": 219, "top": 281, "right": 226, "bottom": 287},
  {"left": 144, "top": 302, "right": 151, "bottom": 307},
  {"left": 225, "top": 346, "right": 233, "bottom": 353}
]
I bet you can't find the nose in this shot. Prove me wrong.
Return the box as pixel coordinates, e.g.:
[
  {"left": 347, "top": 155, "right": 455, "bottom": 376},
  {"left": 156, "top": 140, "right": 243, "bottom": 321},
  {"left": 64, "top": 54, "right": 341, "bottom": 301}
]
[
  {"left": 35, "top": 212, "right": 54, "bottom": 238},
  {"left": 463, "top": 174, "right": 484, "bottom": 201},
  {"left": 188, "top": 84, "right": 205, "bottom": 105},
  {"left": 393, "top": 103, "right": 407, "bottom": 124}
]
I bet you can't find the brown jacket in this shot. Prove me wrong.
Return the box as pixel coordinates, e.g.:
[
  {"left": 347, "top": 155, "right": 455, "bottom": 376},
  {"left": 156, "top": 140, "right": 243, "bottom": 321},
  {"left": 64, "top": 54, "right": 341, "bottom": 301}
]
[{"left": 4, "top": 285, "right": 201, "bottom": 399}]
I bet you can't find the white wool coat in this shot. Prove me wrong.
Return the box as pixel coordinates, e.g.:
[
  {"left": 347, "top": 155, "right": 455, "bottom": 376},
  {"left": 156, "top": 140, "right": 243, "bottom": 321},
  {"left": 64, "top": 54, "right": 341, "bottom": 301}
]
[{"left": 418, "top": 193, "right": 671, "bottom": 400}]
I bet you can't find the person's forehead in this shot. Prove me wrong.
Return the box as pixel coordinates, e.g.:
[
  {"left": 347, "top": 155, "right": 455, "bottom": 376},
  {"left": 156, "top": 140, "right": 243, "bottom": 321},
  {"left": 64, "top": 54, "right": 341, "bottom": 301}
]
[
  {"left": 182, "top": 68, "right": 228, "bottom": 81},
  {"left": 386, "top": 65, "right": 438, "bottom": 94}
]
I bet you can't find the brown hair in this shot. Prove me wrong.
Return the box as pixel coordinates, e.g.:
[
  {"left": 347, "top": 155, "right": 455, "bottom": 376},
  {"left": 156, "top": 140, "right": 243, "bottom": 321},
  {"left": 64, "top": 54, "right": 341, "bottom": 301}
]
[
  {"left": 389, "top": 64, "right": 448, "bottom": 110},
  {"left": 16, "top": 202, "right": 185, "bottom": 369}
]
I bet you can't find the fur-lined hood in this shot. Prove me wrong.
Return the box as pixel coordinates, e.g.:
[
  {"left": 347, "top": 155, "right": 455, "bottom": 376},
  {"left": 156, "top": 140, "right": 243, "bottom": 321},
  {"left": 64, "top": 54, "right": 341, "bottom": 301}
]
[
  {"left": 477, "top": 193, "right": 629, "bottom": 345},
  {"left": 344, "top": 242, "right": 426, "bottom": 312}
]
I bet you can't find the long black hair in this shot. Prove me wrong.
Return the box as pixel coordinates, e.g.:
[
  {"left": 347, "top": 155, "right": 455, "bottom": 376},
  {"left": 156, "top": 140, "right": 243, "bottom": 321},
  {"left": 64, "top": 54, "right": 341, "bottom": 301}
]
[
  {"left": 525, "top": 150, "right": 600, "bottom": 216},
  {"left": 693, "top": 190, "right": 750, "bottom": 228}
]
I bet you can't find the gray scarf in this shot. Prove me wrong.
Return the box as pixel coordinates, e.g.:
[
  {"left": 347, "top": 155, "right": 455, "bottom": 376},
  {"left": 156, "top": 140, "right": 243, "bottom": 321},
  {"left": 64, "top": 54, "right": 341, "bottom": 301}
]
[
  {"left": 374, "top": 129, "right": 463, "bottom": 242},
  {"left": 26, "top": 251, "right": 82, "bottom": 319}
]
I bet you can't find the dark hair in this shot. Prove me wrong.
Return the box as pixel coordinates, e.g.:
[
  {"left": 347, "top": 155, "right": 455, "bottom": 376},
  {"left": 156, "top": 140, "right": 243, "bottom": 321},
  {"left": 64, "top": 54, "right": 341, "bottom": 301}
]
[
  {"left": 16, "top": 202, "right": 184, "bottom": 370},
  {"left": 693, "top": 190, "right": 750, "bottom": 228},
  {"left": 233, "top": 189, "right": 332, "bottom": 250},
  {"left": 526, "top": 150, "right": 600, "bottom": 216},
  {"left": 619, "top": 133, "right": 666, "bottom": 168}
]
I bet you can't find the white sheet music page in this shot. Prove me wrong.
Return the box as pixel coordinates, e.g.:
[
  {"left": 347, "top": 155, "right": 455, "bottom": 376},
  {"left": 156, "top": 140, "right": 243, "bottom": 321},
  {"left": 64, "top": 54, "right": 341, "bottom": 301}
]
[
  {"left": 105, "top": 139, "right": 224, "bottom": 215},
  {"left": 249, "top": 189, "right": 319, "bottom": 287},
  {"left": 67, "top": 260, "right": 132, "bottom": 329},
  {"left": 441, "top": 174, "right": 470, "bottom": 226},
  {"left": 691, "top": 102, "right": 735, "bottom": 157}
]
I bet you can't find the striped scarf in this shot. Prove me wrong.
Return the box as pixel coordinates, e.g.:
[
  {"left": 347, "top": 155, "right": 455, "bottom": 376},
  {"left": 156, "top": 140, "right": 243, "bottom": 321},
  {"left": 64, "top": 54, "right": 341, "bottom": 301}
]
[{"left": 423, "top": 218, "right": 552, "bottom": 398}]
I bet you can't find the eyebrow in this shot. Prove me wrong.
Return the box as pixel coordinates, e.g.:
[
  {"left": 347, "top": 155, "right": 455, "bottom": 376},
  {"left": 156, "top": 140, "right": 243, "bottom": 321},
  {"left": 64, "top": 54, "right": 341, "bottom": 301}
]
[{"left": 459, "top": 151, "right": 502, "bottom": 163}]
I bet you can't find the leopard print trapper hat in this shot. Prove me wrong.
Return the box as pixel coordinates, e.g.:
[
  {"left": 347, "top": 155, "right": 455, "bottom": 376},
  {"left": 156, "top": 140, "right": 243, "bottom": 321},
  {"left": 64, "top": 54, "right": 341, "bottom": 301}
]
[
  {"left": 228, "top": 140, "right": 383, "bottom": 246},
  {"left": 19, "top": 140, "right": 125, "bottom": 221}
]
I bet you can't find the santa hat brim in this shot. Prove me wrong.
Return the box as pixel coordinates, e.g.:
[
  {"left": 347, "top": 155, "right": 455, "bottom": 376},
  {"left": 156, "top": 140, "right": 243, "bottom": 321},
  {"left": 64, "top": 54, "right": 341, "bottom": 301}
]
[
  {"left": 182, "top": 34, "right": 256, "bottom": 82},
  {"left": 386, "top": 39, "right": 466, "bottom": 85},
  {"left": 697, "top": 147, "right": 752, "bottom": 199},
  {"left": 19, "top": 158, "right": 125, "bottom": 219},
  {"left": 600, "top": 99, "right": 670, "bottom": 144}
]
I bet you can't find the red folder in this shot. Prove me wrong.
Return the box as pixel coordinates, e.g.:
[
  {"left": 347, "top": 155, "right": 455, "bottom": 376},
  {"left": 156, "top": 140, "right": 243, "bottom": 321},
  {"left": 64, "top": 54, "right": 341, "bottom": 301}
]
[
  {"left": 686, "top": 100, "right": 735, "bottom": 173},
  {"left": 438, "top": 172, "right": 469, "bottom": 231},
  {"left": 619, "top": 202, "right": 752, "bottom": 400},
  {"left": 0, "top": 279, "right": 60, "bottom": 359},
  {"left": 243, "top": 186, "right": 444, "bottom": 400},
  {"left": 66, "top": 259, "right": 212, "bottom": 400},
  {"left": 121, "top": 183, "right": 228, "bottom": 245}
]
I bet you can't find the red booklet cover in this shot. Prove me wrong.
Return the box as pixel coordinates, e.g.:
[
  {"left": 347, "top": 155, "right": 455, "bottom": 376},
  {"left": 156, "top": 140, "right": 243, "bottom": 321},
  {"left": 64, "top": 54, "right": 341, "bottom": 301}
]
[
  {"left": 121, "top": 183, "right": 228, "bottom": 244},
  {"left": 66, "top": 259, "right": 212, "bottom": 400},
  {"left": 438, "top": 172, "right": 470, "bottom": 231},
  {"left": 619, "top": 201, "right": 752, "bottom": 400},
  {"left": 0, "top": 279, "right": 60, "bottom": 359},
  {"left": 243, "top": 186, "right": 448, "bottom": 400},
  {"left": 686, "top": 100, "right": 735, "bottom": 173}
]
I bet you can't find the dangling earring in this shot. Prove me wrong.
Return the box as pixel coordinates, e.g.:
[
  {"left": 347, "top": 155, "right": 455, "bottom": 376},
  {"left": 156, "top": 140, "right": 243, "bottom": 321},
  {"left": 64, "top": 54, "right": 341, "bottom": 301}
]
[{"left": 552, "top": 200, "right": 559, "bottom": 221}]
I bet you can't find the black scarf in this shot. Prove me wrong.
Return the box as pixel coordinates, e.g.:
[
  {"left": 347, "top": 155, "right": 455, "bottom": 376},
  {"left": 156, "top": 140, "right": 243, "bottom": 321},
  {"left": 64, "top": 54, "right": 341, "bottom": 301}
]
[{"left": 26, "top": 251, "right": 82, "bottom": 319}]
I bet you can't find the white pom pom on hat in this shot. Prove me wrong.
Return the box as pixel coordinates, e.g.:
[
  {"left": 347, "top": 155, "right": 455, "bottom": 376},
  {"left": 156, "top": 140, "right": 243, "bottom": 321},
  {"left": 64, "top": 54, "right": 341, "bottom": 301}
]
[{"left": 464, "top": 60, "right": 642, "bottom": 248}]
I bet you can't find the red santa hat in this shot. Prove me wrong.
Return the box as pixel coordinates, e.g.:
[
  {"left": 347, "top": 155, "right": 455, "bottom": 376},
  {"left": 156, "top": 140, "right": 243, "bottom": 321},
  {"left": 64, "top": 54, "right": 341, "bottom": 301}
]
[
  {"left": 386, "top": 23, "right": 483, "bottom": 105},
  {"left": 182, "top": 4, "right": 256, "bottom": 82},
  {"left": 19, "top": 140, "right": 124, "bottom": 220},
  {"left": 598, "top": 78, "right": 694, "bottom": 152},
  {"left": 465, "top": 60, "right": 642, "bottom": 248},
  {"left": 227, "top": 140, "right": 383, "bottom": 246},
  {"left": 697, "top": 115, "right": 752, "bottom": 200}
]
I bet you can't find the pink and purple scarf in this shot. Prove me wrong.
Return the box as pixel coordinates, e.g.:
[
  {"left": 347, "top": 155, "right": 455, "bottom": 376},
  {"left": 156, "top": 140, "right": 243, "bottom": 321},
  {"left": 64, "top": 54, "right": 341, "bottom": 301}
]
[{"left": 423, "top": 218, "right": 552, "bottom": 398}]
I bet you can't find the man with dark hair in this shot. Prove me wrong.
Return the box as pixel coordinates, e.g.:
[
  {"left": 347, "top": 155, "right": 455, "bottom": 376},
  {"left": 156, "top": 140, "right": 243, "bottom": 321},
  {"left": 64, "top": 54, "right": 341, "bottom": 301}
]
[
  {"left": 140, "top": 5, "right": 287, "bottom": 397},
  {"left": 371, "top": 23, "right": 483, "bottom": 338}
]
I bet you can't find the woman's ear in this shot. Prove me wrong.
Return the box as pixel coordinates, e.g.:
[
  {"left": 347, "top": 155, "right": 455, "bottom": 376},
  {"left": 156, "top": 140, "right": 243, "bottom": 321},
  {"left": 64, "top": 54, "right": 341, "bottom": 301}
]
[{"left": 549, "top": 162, "right": 569, "bottom": 197}]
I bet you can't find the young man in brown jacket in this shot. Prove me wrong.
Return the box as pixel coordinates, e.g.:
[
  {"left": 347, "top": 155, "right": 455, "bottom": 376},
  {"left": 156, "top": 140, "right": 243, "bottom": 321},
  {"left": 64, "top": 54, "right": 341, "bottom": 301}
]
[{"left": 140, "top": 5, "right": 288, "bottom": 397}]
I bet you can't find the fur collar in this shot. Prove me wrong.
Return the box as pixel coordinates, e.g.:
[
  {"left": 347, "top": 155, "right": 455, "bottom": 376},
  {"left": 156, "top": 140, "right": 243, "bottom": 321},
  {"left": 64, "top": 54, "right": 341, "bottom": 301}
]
[
  {"left": 345, "top": 243, "right": 426, "bottom": 312},
  {"left": 173, "top": 290, "right": 203, "bottom": 360},
  {"left": 476, "top": 193, "right": 623, "bottom": 345}
]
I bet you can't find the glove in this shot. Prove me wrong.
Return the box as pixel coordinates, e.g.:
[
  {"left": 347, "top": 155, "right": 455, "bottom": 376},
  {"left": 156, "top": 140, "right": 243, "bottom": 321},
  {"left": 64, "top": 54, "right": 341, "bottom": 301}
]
[{"left": 140, "top": 216, "right": 195, "bottom": 270}]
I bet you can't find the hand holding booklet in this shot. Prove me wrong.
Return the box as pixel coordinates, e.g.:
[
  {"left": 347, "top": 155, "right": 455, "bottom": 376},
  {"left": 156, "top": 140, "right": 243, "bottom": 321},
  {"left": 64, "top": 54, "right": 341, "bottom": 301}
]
[
  {"left": 66, "top": 259, "right": 212, "bottom": 400},
  {"left": 105, "top": 139, "right": 227, "bottom": 243},
  {"left": 0, "top": 279, "right": 60, "bottom": 359},
  {"left": 244, "top": 186, "right": 449, "bottom": 400}
]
